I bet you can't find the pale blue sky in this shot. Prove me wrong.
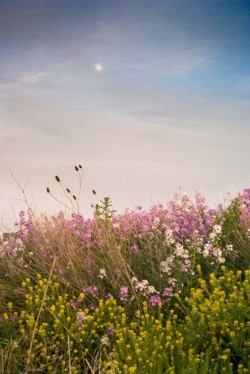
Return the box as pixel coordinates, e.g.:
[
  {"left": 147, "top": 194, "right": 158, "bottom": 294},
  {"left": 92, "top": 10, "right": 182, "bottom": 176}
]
[{"left": 1, "top": 0, "right": 250, "bottom": 228}]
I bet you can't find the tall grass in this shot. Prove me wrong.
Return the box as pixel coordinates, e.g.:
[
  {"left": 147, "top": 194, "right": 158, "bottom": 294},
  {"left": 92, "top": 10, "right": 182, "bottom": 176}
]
[{"left": 0, "top": 173, "right": 249, "bottom": 373}]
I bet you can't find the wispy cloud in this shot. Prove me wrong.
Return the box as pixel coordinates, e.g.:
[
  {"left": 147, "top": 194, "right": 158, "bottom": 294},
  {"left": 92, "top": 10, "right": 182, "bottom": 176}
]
[
  {"left": 18, "top": 71, "right": 50, "bottom": 84},
  {"left": 0, "top": 70, "right": 50, "bottom": 90}
]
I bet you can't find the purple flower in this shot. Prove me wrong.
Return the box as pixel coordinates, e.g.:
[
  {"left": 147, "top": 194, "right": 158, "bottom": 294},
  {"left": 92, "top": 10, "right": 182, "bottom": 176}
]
[
  {"left": 119, "top": 286, "right": 129, "bottom": 302},
  {"left": 162, "top": 287, "right": 174, "bottom": 298},
  {"left": 107, "top": 325, "right": 115, "bottom": 335},
  {"left": 131, "top": 244, "right": 138, "bottom": 253},
  {"left": 82, "top": 285, "right": 98, "bottom": 297},
  {"left": 105, "top": 293, "right": 113, "bottom": 299},
  {"left": 168, "top": 278, "right": 177, "bottom": 287},
  {"left": 149, "top": 295, "right": 162, "bottom": 307}
]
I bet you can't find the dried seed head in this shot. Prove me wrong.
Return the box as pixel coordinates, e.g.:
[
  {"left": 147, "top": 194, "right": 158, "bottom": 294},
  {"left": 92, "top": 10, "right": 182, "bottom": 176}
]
[
  {"left": 55, "top": 176, "right": 60, "bottom": 182},
  {"left": 66, "top": 188, "right": 71, "bottom": 193},
  {"left": 46, "top": 187, "right": 50, "bottom": 193},
  {"left": 92, "top": 190, "right": 96, "bottom": 195},
  {"left": 73, "top": 195, "right": 77, "bottom": 200},
  {"left": 75, "top": 166, "right": 79, "bottom": 171},
  {"left": 79, "top": 164, "right": 82, "bottom": 169}
]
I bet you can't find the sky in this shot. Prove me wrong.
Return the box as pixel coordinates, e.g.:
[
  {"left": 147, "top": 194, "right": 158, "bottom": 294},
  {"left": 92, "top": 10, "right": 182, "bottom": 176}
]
[{"left": 1, "top": 0, "right": 250, "bottom": 229}]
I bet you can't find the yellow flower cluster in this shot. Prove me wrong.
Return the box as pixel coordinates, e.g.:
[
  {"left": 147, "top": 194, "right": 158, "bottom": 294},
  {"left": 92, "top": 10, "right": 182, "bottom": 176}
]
[
  {"left": 107, "top": 268, "right": 250, "bottom": 373},
  {"left": 16, "top": 274, "right": 127, "bottom": 373},
  {"left": 1, "top": 267, "right": 249, "bottom": 373}
]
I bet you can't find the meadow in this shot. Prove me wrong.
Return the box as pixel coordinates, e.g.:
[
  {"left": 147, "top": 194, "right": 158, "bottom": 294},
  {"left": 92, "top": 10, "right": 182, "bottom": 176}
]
[{"left": 0, "top": 169, "right": 250, "bottom": 373}]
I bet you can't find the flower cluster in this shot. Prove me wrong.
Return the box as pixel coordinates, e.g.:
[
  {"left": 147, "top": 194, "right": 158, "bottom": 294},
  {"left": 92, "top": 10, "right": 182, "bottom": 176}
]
[{"left": 239, "top": 188, "right": 250, "bottom": 236}]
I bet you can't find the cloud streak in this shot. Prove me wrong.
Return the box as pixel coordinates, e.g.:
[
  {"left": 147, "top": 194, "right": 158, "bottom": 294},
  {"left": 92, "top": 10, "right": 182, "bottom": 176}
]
[{"left": 0, "top": 70, "right": 50, "bottom": 91}]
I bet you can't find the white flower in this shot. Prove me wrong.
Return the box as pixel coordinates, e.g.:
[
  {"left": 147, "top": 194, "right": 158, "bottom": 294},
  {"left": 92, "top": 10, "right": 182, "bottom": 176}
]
[
  {"left": 160, "top": 256, "right": 174, "bottom": 274},
  {"left": 175, "top": 244, "right": 189, "bottom": 259},
  {"left": 165, "top": 229, "right": 175, "bottom": 245},
  {"left": 209, "top": 232, "right": 216, "bottom": 240},
  {"left": 131, "top": 277, "right": 138, "bottom": 284},
  {"left": 226, "top": 244, "right": 233, "bottom": 252},
  {"left": 203, "top": 248, "right": 209, "bottom": 257},
  {"left": 101, "top": 336, "right": 109, "bottom": 345},
  {"left": 152, "top": 217, "right": 160, "bottom": 229},
  {"left": 98, "top": 269, "right": 107, "bottom": 279},
  {"left": 213, "top": 225, "right": 222, "bottom": 235},
  {"left": 147, "top": 285, "right": 158, "bottom": 294}
]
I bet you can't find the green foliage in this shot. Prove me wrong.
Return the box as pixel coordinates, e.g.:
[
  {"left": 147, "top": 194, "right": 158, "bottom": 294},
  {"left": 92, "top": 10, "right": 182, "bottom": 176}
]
[
  {"left": 221, "top": 197, "right": 250, "bottom": 270},
  {"left": 94, "top": 197, "right": 116, "bottom": 221}
]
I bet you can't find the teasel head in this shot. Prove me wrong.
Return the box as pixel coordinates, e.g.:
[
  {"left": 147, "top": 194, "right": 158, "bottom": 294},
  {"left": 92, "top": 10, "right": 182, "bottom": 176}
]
[
  {"left": 55, "top": 175, "right": 60, "bottom": 182},
  {"left": 73, "top": 195, "right": 77, "bottom": 200},
  {"left": 92, "top": 190, "right": 96, "bottom": 195},
  {"left": 75, "top": 166, "right": 79, "bottom": 171},
  {"left": 46, "top": 187, "right": 50, "bottom": 193},
  {"left": 79, "top": 164, "right": 82, "bottom": 169},
  {"left": 66, "top": 188, "right": 71, "bottom": 193}
]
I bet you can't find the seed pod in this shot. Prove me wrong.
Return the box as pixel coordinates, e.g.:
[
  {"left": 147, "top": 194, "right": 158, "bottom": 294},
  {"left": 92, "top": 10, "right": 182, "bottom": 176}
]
[
  {"left": 66, "top": 188, "right": 71, "bottom": 193},
  {"left": 55, "top": 176, "right": 60, "bottom": 182},
  {"left": 46, "top": 187, "right": 50, "bottom": 193},
  {"left": 92, "top": 190, "right": 96, "bottom": 195},
  {"left": 79, "top": 165, "right": 82, "bottom": 169},
  {"left": 75, "top": 166, "right": 79, "bottom": 171},
  {"left": 73, "top": 195, "right": 77, "bottom": 200}
]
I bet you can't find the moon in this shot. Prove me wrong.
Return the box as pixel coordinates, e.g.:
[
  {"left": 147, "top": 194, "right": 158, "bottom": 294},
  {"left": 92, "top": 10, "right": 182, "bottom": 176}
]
[{"left": 94, "top": 64, "right": 103, "bottom": 72}]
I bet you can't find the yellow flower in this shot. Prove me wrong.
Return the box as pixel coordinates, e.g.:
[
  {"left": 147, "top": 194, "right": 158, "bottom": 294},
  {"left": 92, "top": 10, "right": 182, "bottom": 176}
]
[
  {"left": 7, "top": 302, "right": 13, "bottom": 310},
  {"left": 50, "top": 305, "right": 56, "bottom": 313}
]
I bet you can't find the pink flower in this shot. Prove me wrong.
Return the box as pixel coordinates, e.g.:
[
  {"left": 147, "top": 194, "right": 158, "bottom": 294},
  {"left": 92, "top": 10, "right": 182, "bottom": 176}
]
[{"left": 149, "top": 295, "right": 162, "bottom": 307}]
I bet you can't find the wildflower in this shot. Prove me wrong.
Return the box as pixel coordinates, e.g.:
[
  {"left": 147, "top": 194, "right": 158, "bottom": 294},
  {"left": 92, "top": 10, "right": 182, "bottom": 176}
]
[
  {"left": 213, "top": 224, "right": 222, "bottom": 234},
  {"left": 100, "top": 336, "right": 109, "bottom": 345},
  {"left": 175, "top": 243, "right": 189, "bottom": 259},
  {"left": 149, "top": 295, "right": 162, "bottom": 307},
  {"left": 76, "top": 310, "right": 87, "bottom": 323},
  {"left": 107, "top": 325, "right": 115, "bottom": 335},
  {"left": 226, "top": 244, "right": 233, "bottom": 252},
  {"left": 162, "top": 287, "right": 174, "bottom": 298},
  {"left": 98, "top": 268, "right": 107, "bottom": 279},
  {"left": 105, "top": 293, "right": 113, "bottom": 299},
  {"left": 160, "top": 256, "right": 174, "bottom": 274},
  {"left": 168, "top": 278, "right": 177, "bottom": 288},
  {"left": 119, "top": 286, "right": 129, "bottom": 302},
  {"left": 165, "top": 229, "right": 175, "bottom": 245},
  {"left": 131, "top": 244, "right": 138, "bottom": 253},
  {"left": 83, "top": 285, "right": 98, "bottom": 297}
]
